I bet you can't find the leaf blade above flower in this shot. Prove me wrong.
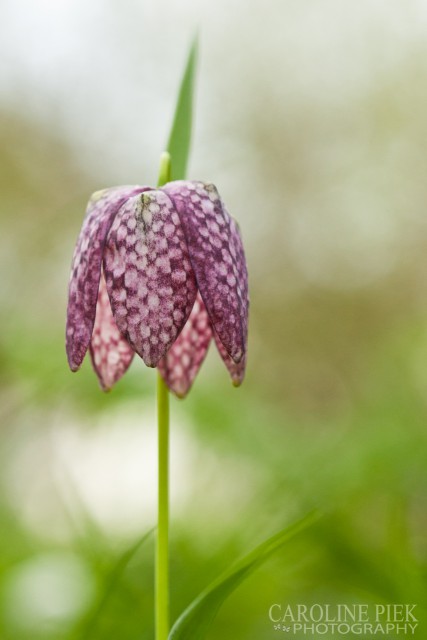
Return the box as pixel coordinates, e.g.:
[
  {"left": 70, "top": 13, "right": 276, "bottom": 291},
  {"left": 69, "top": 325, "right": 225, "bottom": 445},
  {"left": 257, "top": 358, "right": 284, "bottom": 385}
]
[{"left": 166, "top": 36, "right": 198, "bottom": 181}]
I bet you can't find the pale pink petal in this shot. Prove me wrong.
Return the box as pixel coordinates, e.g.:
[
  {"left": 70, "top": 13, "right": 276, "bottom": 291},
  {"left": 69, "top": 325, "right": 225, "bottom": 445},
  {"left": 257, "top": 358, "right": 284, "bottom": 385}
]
[
  {"left": 162, "top": 181, "right": 249, "bottom": 364},
  {"left": 158, "top": 293, "right": 212, "bottom": 397},
  {"left": 66, "top": 185, "right": 149, "bottom": 370},
  {"left": 103, "top": 190, "right": 197, "bottom": 367},
  {"left": 89, "top": 273, "right": 134, "bottom": 391}
]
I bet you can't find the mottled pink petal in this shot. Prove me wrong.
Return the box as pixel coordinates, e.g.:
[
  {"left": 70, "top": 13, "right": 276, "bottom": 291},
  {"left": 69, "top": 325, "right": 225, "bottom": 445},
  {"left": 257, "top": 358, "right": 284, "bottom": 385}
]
[
  {"left": 162, "top": 181, "right": 249, "bottom": 364},
  {"left": 213, "top": 330, "right": 246, "bottom": 387},
  {"left": 89, "top": 273, "right": 134, "bottom": 391},
  {"left": 104, "top": 190, "right": 198, "bottom": 367},
  {"left": 66, "top": 185, "right": 149, "bottom": 371},
  {"left": 228, "top": 214, "right": 249, "bottom": 361},
  {"left": 158, "top": 293, "right": 212, "bottom": 397}
]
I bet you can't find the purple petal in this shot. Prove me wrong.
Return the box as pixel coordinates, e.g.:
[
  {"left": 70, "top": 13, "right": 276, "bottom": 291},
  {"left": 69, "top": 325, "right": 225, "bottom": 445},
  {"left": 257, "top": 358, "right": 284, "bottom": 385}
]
[
  {"left": 66, "top": 185, "right": 149, "bottom": 371},
  {"left": 213, "top": 329, "right": 246, "bottom": 387},
  {"left": 158, "top": 293, "right": 212, "bottom": 397},
  {"left": 89, "top": 273, "right": 135, "bottom": 391},
  {"left": 103, "top": 190, "right": 198, "bottom": 367},
  {"left": 162, "top": 181, "right": 249, "bottom": 364}
]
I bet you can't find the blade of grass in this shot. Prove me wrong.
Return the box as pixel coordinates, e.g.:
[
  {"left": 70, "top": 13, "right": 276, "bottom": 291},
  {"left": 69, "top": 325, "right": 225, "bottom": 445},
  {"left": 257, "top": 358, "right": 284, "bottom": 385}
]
[
  {"left": 169, "top": 511, "right": 320, "bottom": 640},
  {"left": 80, "top": 528, "right": 154, "bottom": 640},
  {"left": 166, "top": 35, "right": 198, "bottom": 181}
]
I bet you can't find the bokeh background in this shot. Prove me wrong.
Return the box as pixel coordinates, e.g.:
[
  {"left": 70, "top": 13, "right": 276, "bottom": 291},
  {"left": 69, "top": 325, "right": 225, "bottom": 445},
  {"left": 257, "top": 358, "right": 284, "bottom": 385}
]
[{"left": 1, "top": 1, "right": 427, "bottom": 638}]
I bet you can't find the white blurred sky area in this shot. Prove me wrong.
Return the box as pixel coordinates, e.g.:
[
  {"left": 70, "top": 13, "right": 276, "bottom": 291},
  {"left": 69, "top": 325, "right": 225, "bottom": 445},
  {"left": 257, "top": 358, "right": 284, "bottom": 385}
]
[{"left": 1, "top": 0, "right": 426, "bottom": 181}]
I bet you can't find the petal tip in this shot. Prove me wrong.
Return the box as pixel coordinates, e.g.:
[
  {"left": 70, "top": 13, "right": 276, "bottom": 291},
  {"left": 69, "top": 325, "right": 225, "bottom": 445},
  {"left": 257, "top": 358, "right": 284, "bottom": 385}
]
[
  {"left": 68, "top": 357, "right": 81, "bottom": 373},
  {"left": 95, "top": 371, "right": 113, "bottom": 392},
  {"left": 67, "top": 338, "right": 86, "bottom": 372}
]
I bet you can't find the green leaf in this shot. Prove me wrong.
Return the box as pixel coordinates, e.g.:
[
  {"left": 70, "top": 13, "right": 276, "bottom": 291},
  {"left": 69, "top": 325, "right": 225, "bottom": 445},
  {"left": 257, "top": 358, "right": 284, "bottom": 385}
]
[
  {"left": 168, "top": 511, "right": 320, "bottom": 640},
  {"left": 166, "top": 35, "right": 198, "bottom": 181},
  {"left": 79, "top": 528, "right": 154, "bottom": 640}
]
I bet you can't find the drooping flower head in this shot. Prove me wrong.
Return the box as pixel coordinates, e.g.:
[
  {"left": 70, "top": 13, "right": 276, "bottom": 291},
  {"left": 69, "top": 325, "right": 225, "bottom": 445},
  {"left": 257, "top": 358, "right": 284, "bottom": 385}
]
[{"left": 66, "top": 180, "right": 249, "bottom": 396}]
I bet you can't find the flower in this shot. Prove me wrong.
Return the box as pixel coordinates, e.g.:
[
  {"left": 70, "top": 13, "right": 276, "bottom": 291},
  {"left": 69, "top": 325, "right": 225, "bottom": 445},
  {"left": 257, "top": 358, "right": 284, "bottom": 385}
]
[{"left": 66, "top": 180, "right": 249, "bottom": 396}]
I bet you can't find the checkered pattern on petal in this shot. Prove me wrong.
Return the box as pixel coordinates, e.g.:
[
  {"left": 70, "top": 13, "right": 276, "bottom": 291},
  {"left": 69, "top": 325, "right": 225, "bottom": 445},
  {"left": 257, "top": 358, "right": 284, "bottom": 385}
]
[
  {"left": 103, "top": 190, "right": 198, "bottom": 367},
  {"left": 213, "top": 330, "right": 246, "bottom": 387},
  {"left": 228, "top": 214, "right": 249, "bottom": 359},
  {"left": 66, "top": 185, "right": 149, "bottom": 371},
  {"left": 89, "top": 273, "right": 134, "bottom": 391},
  {"left": 158, "top": 293, "right": 212, "bottom": 397},
  {"left": 162, "top": 181, "right": 248, "bottom": 364}
]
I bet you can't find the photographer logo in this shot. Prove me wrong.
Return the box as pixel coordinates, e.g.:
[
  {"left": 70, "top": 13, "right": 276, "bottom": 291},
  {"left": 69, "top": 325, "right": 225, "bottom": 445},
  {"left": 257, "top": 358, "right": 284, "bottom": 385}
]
[{"left": 269, "top": 603, "right": 418, "bottom": 635}]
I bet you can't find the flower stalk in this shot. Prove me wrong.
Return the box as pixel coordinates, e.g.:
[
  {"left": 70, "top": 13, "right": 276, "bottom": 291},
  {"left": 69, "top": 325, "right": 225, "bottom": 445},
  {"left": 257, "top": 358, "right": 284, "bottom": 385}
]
[
  {"left": 156, "top": 369, "right": 170, "bottom": 640},
  {"left": 156, "top": 151, "right": 172, "bottom": 640}
]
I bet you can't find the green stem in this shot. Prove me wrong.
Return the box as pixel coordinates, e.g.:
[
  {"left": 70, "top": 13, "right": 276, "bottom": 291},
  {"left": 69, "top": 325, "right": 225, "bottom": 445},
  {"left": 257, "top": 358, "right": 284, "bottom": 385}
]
[
  {"left": 157, "top": 151, "right": 172, "bottom": 187},
  {"left": 156, "top": 372, "right": 170, "bottom": 640},
  {"left": 155, "top": 151, "right": 172, "bottom": 640}
]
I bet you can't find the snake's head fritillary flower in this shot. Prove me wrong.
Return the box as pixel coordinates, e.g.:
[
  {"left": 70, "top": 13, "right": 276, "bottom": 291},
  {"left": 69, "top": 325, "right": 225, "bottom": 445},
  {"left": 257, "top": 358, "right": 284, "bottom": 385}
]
[{"left": 66, "top": 180, "right": 249, "bottom": 396}]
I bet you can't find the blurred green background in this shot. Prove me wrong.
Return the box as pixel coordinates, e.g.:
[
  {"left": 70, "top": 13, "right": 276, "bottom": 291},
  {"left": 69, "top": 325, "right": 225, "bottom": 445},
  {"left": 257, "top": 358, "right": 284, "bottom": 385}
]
[{"left": 1, "top": 1, "right": 427, "bottom": 638}]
